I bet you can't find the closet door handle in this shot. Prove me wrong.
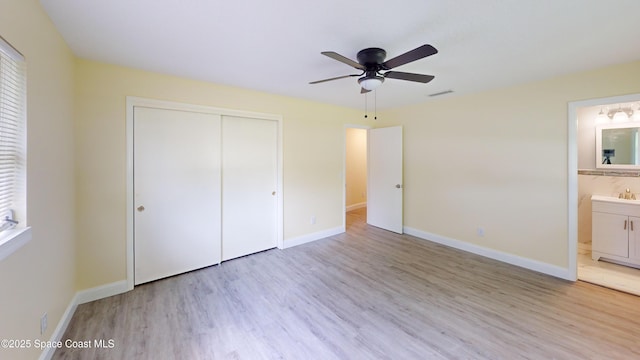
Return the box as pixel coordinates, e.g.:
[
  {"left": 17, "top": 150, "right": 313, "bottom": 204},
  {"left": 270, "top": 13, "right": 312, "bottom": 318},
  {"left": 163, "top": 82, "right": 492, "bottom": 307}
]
[
  {"left": 631, "top": 221, "right": 634, "bottom": 231},
  {"left": 624, "top": 219, "right": 628, "bottom": 230}
]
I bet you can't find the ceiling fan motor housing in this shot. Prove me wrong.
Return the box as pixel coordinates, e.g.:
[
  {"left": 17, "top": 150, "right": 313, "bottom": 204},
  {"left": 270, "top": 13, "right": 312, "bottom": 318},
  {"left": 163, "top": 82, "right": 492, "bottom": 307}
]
[{"left": 357, "top": 48, "right": 387, "bottom": 70}]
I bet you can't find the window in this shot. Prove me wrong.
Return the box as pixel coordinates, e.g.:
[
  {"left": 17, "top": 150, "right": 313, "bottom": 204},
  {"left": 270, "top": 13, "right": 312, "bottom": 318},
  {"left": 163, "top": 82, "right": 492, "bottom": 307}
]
[{"left": 0, "top": 35, "right": 30, "bottom": 261}]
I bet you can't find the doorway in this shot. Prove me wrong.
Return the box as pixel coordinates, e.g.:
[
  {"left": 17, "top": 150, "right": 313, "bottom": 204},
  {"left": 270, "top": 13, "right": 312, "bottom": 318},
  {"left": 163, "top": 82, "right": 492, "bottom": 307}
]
[
  {"left": 570, "top": 93, "right": 640, "bottom": 295},
  {"left": 345, "top": 127, "right": 368, "bottom": 211},
  {"left": 344, "top": 125, "right": 404, "bottom": 234},
  {"left": 345, "top": 126, "right": 369, "bottom": 229}
]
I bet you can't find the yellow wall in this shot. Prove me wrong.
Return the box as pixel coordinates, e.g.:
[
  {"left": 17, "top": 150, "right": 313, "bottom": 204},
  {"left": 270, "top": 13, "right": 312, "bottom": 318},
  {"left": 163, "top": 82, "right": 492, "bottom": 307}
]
[
  {"left": 345, "top": 128, "right": 367, "bottom": 208},
  {"left": 378, "top": 61, "right": 640, "bottom": 269},
  {"left": 74, "top": 60, "right": 368, "bottom": 289},
  {"left": 0, "top": 1, "right": 76, "bottom": 359}
]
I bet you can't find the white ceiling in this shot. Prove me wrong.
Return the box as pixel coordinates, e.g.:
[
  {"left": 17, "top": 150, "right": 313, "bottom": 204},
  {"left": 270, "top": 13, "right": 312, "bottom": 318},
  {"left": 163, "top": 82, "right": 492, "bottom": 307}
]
[{"left": 40, "top": 0, "right": 640, "bottom": 110}]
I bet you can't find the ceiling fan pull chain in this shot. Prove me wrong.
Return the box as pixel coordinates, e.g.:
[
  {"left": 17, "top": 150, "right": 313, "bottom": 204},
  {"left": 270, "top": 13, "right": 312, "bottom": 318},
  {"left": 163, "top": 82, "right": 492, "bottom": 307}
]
[
  {"left": 374, "top": 90, "right": 377, "bottom": 120},
  {"left": 364, "top": 92, "right": 368, "bottom": 118}
]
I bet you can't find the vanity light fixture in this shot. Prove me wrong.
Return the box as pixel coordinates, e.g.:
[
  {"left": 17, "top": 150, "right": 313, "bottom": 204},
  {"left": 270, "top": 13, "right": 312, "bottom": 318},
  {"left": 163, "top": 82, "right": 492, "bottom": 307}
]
[
  {"left": 607, "top": 105, "right": 634, "bottom": 121},
  {"left": 595, "top": 108, "right": 609, "bottom": 124}
]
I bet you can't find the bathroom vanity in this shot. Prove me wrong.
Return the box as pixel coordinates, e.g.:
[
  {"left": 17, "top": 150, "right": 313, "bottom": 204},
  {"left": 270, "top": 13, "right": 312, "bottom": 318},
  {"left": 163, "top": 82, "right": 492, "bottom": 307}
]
[{"left": 591, "top": 195, "right": 640, "bottom": 268}]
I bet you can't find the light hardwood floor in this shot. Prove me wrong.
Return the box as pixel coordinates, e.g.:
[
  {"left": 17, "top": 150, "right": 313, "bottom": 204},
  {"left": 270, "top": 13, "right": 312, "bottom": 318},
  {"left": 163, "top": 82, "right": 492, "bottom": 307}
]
[
  {"left": 54, "top": 208, "right": 640, "bottom": 359},
  {"left": 578, "top": 242, "right": 640, "bottom": 296}
]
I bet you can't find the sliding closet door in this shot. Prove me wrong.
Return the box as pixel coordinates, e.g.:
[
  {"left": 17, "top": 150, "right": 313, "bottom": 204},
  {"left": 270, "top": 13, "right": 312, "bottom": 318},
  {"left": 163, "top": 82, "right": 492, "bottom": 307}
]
[
  {"left": 222, "top": 116, "right": 278, "bottom": 260},
  {"left": 134, "top": 107, "right": 222, "bottom": 285}
]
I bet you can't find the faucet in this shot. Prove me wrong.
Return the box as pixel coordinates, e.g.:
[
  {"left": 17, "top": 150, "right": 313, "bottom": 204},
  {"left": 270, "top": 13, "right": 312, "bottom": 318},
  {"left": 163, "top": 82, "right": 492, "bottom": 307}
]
[{"left": 620, "top": 188, "right": 637, "bottom": 200}]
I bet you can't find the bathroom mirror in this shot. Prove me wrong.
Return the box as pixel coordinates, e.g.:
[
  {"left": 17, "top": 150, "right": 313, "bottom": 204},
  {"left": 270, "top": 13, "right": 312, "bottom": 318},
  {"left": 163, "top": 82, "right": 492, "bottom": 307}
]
[{"left": 596, "top": 123, "right": 640, "bottom": 169}]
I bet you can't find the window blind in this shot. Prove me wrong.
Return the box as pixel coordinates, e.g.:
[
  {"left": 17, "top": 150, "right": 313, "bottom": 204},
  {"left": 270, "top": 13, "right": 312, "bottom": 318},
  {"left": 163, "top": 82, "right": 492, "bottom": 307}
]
[{"left": 0, "top": 36, "right": 26, "bottom": 231}]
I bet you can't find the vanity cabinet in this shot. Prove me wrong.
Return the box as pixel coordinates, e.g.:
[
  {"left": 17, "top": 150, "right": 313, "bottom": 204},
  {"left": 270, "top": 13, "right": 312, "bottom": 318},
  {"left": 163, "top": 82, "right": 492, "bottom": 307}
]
[{"left": 591, "top": 195, "right": 640, "bottom": 268}]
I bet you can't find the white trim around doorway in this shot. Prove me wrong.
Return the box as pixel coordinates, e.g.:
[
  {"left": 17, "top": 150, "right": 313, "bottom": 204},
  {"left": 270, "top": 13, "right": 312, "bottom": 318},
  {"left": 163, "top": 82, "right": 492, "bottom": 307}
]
[{"left": 567, "top": 92, "right": 640, "bottom": 282}]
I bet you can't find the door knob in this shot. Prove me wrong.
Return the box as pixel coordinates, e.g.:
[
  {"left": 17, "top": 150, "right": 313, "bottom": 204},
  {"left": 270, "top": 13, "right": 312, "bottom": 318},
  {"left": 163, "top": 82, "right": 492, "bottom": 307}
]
[
  {"left": 272, "top": 191, "right": 276, "bottom": 196},
  {"left": 395, "top": 184, "right": 403, "bottom": 189},
  {"left": 137, "top": 205, "right": 145, "bottom": 212}
]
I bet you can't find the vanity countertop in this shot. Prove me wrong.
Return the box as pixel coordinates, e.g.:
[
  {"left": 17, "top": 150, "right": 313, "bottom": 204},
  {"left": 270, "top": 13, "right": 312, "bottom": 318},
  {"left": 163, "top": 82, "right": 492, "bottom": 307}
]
[{"left": 591, "top": 194, "right": 640, "bottom": 205}]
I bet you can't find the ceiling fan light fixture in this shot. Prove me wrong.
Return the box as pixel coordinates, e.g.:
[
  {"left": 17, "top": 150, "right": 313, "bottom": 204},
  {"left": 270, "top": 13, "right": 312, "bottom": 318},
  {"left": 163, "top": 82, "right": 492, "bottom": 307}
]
[{"left": 358, "top": 76, "right": 384, "bottom": 91}]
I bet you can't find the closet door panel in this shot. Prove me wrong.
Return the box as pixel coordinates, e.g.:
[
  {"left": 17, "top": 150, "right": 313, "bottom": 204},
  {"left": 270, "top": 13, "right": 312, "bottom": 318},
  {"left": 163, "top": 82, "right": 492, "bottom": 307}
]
[
  {"left": 134, "top": 107, "right": 221, "bottom": 284},
  {"left": 222, "top": 116, "right": 278, "bottom": 260}
]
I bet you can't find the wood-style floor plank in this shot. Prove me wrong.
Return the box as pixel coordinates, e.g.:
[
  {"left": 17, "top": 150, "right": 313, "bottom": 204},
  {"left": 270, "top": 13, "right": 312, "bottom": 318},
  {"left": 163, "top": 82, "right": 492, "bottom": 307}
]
[{"left": 53, "top": 209, "right": 640, "bottom": 359}]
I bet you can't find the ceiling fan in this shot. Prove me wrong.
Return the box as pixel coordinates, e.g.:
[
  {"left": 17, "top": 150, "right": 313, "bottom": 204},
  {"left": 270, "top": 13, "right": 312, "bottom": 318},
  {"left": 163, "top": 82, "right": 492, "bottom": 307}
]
[{"left": 310, "top": 44, "right": 438, "bottom": 93}]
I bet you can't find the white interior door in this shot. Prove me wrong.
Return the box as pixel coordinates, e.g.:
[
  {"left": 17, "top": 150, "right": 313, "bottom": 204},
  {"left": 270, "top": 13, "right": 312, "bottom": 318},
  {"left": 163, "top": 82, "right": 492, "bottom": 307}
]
[
  {"left": 222, "top": 116, "right": 278, "bottom": 260},
  {"left": 367, "top": 126, "right": 403, "bottom": 233},
  {"left": 134, "top": 107, "right": 222, "bottom": 285}
]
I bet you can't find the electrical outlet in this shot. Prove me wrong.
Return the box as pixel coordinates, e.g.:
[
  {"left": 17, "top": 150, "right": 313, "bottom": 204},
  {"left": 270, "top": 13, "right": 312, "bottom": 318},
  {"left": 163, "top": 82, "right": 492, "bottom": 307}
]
[
  {"left": 40, "top": 313, "right": 47, "bottom": 335},
  {"left": 310, "top": 216, "right": 316, "bottom": 225},
  {"left": 477, "top": 227, "right": 485, "bottom": 237}
]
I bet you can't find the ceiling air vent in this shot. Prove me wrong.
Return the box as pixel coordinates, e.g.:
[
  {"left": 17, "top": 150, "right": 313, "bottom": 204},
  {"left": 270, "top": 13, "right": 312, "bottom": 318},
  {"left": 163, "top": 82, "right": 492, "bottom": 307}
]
[{"left": 429, "top": 90, "right": 453, "bottom": 97}]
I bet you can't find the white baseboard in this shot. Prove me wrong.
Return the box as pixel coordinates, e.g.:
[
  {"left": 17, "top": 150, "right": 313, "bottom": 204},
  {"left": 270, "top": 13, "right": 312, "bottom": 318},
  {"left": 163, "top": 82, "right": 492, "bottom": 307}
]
[
  {"left": 38, "top": 292, "right": 79, "bottom": 360},
  {"left": 403, "top": 226, "right": 572, "bottom": 280},
  {"left": 75, "top": 280, "right": 129, "bottom": 305},
  {"left": 346, "top": 202, "right": 366, "bottom": 212},
  {"left": 39, "top": 280, "right": 130, "bottom": 360},
  {"left": 284, "top": 226, "right": 344, "bottom": 249}
]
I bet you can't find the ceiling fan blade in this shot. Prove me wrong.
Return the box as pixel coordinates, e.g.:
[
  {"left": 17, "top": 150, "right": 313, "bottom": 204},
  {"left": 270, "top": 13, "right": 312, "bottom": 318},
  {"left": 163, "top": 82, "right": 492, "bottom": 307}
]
[
  {"left": 381, "top": 44, "right": 438, "bottom": 70},
  {"left": 321, "top": 51, "right": 365, "bottom": 70},
  {"left": 309, "top": 74, "right": 359, "bottom": 84},
  {"left": 384, "top": 71, "right": 435, "bottom": 83},
  {"left": 360, "top": 87, "right": 371, "bottom": 94}
]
